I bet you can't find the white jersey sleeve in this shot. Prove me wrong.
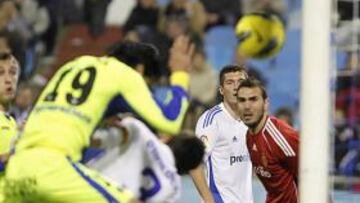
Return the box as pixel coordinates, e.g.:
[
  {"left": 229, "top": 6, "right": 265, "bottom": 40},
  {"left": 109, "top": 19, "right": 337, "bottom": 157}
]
[
  {"left": 122, "top": 118, "right": 181, "bottom": 203},
  {"left": 95, "top": 118, "right": 181, "bottom": 203},
  {"left": 195, "top": 105, "right": 222, "bottom": 160}
]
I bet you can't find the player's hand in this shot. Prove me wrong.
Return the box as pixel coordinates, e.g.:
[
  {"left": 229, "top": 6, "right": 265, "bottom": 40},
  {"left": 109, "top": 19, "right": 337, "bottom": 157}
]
[{"left": 168, "top": 35, "right": 195, "bottom": 73}]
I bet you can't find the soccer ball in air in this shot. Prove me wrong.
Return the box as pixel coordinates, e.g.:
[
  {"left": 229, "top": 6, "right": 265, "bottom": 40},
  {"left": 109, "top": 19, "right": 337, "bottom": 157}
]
[{"left": 235, "top": 13, "right": 285, "bottom": 59}]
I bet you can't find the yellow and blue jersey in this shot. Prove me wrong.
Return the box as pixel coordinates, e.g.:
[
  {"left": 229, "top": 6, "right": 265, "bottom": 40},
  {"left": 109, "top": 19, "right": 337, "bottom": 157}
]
[
  {"left": 0, "top": 112, "right": 17, "bottom": 171},
  {"left": 0, "top": 112, "right": 17, "bottom": 203},
  {"left": 0, "top": 112, "right": 17, "bottom": 155},
  {"left": 17, "top": 56, "right": 190, "bottom": 161}
]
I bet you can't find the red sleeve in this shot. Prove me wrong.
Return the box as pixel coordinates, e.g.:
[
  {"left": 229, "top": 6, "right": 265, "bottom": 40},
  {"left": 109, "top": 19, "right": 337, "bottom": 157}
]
[{"left": 279, "top": 122, "right": 299, "bottom": 184}]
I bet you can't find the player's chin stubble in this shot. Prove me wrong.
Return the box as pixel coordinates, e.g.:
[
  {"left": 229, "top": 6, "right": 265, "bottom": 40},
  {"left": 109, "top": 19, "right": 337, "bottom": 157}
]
[{"left": 248, "top": 111, "right": 265, "bottom": 131}]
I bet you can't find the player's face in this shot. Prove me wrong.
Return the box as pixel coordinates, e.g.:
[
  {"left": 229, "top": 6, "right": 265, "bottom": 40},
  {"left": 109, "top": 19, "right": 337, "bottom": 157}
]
[
  {"left": 237, "top": 87, "right": 268, "bottom": 129},
  {"left": 0, "top": 56, "right": 20, "bottom": 106},
  {"left": 220, "top": 71, "right": 246, "bottom": 105}
]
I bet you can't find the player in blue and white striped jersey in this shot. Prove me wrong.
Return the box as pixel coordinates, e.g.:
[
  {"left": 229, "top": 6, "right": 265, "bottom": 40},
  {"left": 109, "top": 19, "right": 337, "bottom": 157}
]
[
  {"left": 190, "top": 65, "right": 254, "bottom": 203},
  {"left": 88, "top": 117, "right": 205, "bottom": 203}
]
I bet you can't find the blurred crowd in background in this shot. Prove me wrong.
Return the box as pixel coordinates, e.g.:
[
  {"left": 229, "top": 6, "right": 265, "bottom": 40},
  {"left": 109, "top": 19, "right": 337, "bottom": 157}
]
[{"left": 0, "top": 0, "right": 359, "bottom": 179}]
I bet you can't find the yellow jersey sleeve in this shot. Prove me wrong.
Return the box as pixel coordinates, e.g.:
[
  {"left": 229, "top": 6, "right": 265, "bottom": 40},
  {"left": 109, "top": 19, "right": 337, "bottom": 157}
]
[
  {"left": 105, "top": 58, "right": 190, "bottom": 135},
  {"left": 0, "top": 112, "right": 17, "bottom": 154},
  {"left": 18, "top": 56, "right": 190, "bottom": 162}
]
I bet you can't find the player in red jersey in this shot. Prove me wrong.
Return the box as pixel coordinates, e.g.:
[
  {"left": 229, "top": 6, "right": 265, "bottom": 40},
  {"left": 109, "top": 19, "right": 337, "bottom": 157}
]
[{"left": 236, "top": 78, "right": 299, "bottom": 203}]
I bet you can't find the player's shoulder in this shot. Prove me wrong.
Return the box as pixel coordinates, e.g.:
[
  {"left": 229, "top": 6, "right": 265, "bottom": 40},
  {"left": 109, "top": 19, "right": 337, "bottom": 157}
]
[
  {"left": 264, "top": 116, "right": 298, "bottom": 156},
  {"left": 267, "top": 116, "right": 298, "bottom": 136},
  {"left": 197, "top": 104, "right": 223, "bottom": 128},
  {"left": 0, "top": 112, "right": 15, "bottom": 125}
]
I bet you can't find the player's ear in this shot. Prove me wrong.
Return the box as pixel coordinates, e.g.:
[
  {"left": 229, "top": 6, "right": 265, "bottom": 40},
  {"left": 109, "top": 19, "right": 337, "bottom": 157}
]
[
  {"left": 134, "top": 64, "right": 145, "bottom": 76},
  {"left": 264, "top": 98, "right": 269, "bottom": 112},
  {"left": 219, "top": 86, "right": 224, "bottom": 96}
]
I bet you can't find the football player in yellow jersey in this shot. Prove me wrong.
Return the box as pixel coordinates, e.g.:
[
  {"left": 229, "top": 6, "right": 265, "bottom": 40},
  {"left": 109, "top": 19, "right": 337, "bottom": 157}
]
[
  {"left": 4, "top": 36, "right": 194, "bottom": 203},
  {"left": 0, "top": 53, "right": 20, "bottom": 202}
]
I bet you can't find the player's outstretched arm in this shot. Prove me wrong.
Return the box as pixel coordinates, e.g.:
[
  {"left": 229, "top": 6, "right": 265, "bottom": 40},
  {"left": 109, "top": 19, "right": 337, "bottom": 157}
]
[{"left": 118, "top": 36, "right": 194, "bottom": 135}]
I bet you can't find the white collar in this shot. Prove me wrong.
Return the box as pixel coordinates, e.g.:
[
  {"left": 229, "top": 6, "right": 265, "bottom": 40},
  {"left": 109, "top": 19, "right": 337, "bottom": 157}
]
[{"left": 219, "top": 102, "right": 242, "bottom": 122}]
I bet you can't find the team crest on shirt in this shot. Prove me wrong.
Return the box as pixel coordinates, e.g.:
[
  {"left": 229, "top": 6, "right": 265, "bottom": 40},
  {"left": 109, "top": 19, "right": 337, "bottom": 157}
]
[
  {"left": 200, "top": 135, "right": 209, "bottom": 147},
  {"left": 252, "top": 144, "right": 257, "bottom": 151}
]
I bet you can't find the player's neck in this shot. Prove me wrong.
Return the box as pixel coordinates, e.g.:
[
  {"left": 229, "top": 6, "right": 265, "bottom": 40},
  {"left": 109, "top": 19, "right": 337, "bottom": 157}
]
[
  {"left": 0, "top": 103, "right": 6, "bottom": 112},
  {"left": 250, "top": 114, "right": 268, "bottom": 134},
  {"left": 223, "top": 101, "right": 240, "bottom": 120}
]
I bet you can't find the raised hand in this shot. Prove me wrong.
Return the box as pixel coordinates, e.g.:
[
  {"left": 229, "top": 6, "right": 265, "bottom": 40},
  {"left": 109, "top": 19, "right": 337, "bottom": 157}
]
[{"left": 168, "top": 35, "right": 195, "bottom": 73}]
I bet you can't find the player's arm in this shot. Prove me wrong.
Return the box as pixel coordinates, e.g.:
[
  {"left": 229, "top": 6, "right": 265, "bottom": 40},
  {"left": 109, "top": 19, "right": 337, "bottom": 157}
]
[
  {"left": 281, "top": 128, "right": 299, "bottom": 183},
  {"left": 117, "top": 36, "right": 194, "bottom": 135},
  {"left": 189, "top": 164, "right": 215, "bottom": 203},
  {"left": 188, "top": 112, "right": 220, "bottom": 203}
]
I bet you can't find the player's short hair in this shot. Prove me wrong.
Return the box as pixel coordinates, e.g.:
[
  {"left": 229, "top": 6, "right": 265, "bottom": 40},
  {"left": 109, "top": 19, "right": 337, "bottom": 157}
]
[
  {"left": 106, "top": 41, "right": 160, "bottom": 77},
  {"left": 219, "top": 64, "right": 248, "bottom": 86},
  {"left": 237, "top": 78, "right": 268, "bottom": 99},
  {"left": 0, "top": 52, "right": 11, "bottom": 60},
  {"left": 167, "top": 133, "right": 205, "bottom": 175}
]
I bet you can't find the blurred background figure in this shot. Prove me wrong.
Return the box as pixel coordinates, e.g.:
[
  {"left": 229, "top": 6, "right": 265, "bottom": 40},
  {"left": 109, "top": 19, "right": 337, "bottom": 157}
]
[
  {"left": 183, "top": 41, "right": 216, "bottom": 130},
  {"left": 274, "top": 106, "right": 294, "bottom": 127},
  {"left": 9, "top": 83, "right": 36, "bottom": 131},
  {"left": 84, "top": 0, "right": 112, "bottom": 38}
]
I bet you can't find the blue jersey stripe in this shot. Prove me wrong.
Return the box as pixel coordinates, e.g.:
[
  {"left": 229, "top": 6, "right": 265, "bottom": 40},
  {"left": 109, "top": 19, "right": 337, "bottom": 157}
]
[
  {"left": 104, "top": 86, "right": 188, "bottom": 121},
  {"left": 208, "top": 156, "right": 225, "bottom": 203},
  {"left": 202, "top": 106, "right": 220, "bottom": 128},
  {"left": 204, "top": 109, "right": 222, "bottom": 128},
  {"left": 80, "top": 147, "right": 106, "bottom": 164},
  {"left": 154, "top": 86, "right": 189, "bottom": 120},
  {"left": 0, "top": 160, "right": 5, "bottom": 172},
  {"left": 68, "top": 159, "right": 119, "bottom": 203}
]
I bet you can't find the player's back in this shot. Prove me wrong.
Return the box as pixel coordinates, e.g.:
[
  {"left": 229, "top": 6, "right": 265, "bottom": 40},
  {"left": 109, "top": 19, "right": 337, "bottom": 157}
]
[
  {"left": 17, "top": 56, "right": 140, "bottom": 161},
  {"left": 89, "top": 118, "right": 181, "bottom": 202}
]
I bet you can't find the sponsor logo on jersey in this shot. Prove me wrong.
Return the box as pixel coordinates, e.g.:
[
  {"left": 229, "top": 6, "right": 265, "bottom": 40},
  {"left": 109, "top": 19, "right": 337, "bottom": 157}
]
[
  {"left": 254, "top": 166, "right": 272, "bottom": 178},
  {"left": 230, "top": 155, "right": 250, "bottom": 165}
]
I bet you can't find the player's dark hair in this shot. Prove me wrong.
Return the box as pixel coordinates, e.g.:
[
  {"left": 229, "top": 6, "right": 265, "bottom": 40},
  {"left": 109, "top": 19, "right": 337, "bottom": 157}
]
[
  {"left": 106, "top": 41, "right": 160, "bottom": 77},
  {"left": 167, "top": 134, "right": 205, "bottom": 175},
  {"left": 219, "top": 64, "right": 248, "bottom": 86},
  {"left": 237, "top": 78, "right": 268, "bottom": 99}
]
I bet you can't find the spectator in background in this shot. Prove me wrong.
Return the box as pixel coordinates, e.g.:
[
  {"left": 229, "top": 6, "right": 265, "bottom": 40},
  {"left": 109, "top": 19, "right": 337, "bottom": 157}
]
[
  {"left": 18, "top": 0, "right": 49, "bottom": 43},
  {"left": 242, "top": 0, "right": 286, "bottom": 21},
  {"left": 84, "top": 0, "right": 112, "bottom": 38},
  {"left": 200, "top": 0, "right": 242, "bottom": 30},
  {"left": 154, "top": 15, "right": 191, "bottom": 78},
  {"left": 40, "top": 0, "right": 60, "bottom": 56},
  {"left": 123, "top": 0, "right": 159, "bottom": 34},
  {"left": 122, "top": 15, "right": 192, "bottom": 83},
  {"left": 189, "top": 43, "right": 217, "bottom": 106},
  {"left": 183, "top": 42, "right": 217, "bottom": 130},
  {"left": 9, "top": 83, "right": 36, "bottom": 131},
  {"left": 158, "top": 0, "right": 207, "bottom": 38},
  {"left": 274, "top": 107, "right": 294, "bottom": 127}
]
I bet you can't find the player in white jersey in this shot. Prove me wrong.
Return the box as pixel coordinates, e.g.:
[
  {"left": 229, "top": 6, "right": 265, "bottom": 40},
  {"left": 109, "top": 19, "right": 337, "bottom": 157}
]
[
  {"left": 87, "top": 117, "right": 205, "bottom": 203},
  {"left": 190, "top": 65, "right": 254, "bottom": 203}
]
